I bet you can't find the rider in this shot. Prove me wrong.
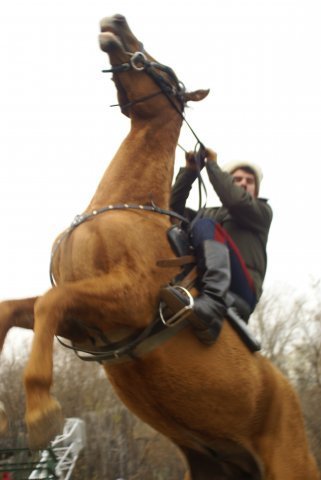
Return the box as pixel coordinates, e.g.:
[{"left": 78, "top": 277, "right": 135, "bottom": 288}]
[{"left": 160, "top": 147, "right": 273, "bottom": 345}]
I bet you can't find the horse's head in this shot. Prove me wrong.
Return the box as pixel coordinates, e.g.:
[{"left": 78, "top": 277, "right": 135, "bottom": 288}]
[{"left": 99, "top": 14, "right": 209, "bottom": 118}]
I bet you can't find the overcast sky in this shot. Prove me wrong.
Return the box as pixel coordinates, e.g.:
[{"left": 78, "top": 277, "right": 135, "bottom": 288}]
[{"left": 0, "top": 0, "right": 320, "bottom": 308}]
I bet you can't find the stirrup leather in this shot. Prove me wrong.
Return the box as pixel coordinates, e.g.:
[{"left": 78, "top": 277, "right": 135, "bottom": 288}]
[{"left": 159, "top": 286, "right": 194, "bottom": 327}]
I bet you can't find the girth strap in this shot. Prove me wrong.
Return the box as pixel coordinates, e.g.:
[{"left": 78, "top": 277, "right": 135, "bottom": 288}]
[{"left": 56, "top": 265, "right": 198, "bottom": 365}]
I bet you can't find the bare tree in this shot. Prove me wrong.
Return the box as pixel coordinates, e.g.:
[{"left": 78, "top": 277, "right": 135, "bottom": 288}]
[
  {"left": 251, "top": 282, "right": 321, "bottom": 468},
  {"left": 0, "top": 338, "right": 185, "bottom": 479}
]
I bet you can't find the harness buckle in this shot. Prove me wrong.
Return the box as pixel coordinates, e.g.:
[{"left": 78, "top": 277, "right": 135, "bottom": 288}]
[
  {"left": 159, "top": 286, "right": 194, "bottom": 327},
  {"left": 130, "top": 51, "right": 148, "bottom": 71}
]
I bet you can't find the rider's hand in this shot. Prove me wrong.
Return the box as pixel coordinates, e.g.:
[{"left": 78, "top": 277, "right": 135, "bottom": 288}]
[
  {"left": 185, "top": 151, "right": 205, "bottom": 171},
  {"left": 203, "top": 148, "right": 218, "bottom": 163}
]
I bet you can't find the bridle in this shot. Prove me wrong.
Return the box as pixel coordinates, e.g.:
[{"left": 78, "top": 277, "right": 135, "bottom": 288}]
[
  {"left": 102, "top": 50, "right": 187, "bottom": 113},
  {"left": 103, "top": 50, "right": 206, "bottom": 153}
]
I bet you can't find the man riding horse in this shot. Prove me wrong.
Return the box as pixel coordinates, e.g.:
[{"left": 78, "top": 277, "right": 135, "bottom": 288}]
[{"left": 161, "top": 146, "right": 272, "bottom": 345}]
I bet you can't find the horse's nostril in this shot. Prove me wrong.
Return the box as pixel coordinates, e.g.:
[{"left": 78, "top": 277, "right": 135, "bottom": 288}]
[{"left": 113, "top": 14, "right": 126, "bottom": 23}]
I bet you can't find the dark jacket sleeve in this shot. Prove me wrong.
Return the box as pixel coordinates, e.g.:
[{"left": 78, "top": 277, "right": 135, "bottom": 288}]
[
  {"left": 170, "top": 167, "right": 198, "bottom": 216},
  {"left": 205, "top": 160, "right": 273, "bottom": 232}
]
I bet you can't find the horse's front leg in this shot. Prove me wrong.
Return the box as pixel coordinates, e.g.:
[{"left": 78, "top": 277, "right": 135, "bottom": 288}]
[
  {"left": 0, "top": 297, "right": 37, "bottom": 350},
  {"left": 24, "top": 272, "right": 149, "bottom": 449},
  {"left": 23, "top": 290, "right": 65, "bottom": 449},
  {"left": 0, "top": 297, "right": 37, "bottom": 433}
]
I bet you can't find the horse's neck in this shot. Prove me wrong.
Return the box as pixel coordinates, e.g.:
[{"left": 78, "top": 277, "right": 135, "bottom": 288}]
[{"left": 88, "top": 115, "right": 182, "bottom": 209}]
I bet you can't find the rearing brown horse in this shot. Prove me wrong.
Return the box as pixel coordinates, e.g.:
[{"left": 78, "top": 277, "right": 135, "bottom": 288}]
[{"left": 0, "top": 14, "right": 319, "bottom": 480}]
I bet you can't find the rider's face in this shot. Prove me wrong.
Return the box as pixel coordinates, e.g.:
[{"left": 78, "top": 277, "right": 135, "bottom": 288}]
[{"left": 231, "top": 169, "right": 257, "bottom": 197}]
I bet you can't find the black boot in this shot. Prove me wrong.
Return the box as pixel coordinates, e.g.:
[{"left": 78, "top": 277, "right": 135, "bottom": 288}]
[{"left": 160, "top": 240, "right": 231, "bottom": 345}]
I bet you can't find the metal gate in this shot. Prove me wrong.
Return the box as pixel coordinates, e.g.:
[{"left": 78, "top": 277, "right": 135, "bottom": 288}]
[{"left": 0, "top": 418, "right": 86, "bottom": 480}]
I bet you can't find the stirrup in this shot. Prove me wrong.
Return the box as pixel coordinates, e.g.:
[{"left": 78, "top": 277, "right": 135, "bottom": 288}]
[{"left": 159, "top": 286, "right": 194, "bottom": 327}]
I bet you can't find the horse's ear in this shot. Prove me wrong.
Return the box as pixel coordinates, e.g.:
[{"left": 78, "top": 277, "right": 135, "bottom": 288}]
[{"left": 184, "top": 89, "right": 210, "bottom": 103}]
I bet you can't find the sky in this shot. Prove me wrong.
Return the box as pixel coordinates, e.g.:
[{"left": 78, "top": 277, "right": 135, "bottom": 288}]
[{"left": 0, "top": 0, "right": 321, "bottom": 310}]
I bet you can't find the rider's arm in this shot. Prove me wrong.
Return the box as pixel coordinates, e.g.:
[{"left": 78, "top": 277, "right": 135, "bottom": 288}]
[
  {"left": 170, "top": 167, "right": 198, "bottom": 216},
  {"left": 206, "top": 160, "right": 273, "bottom": 232}
]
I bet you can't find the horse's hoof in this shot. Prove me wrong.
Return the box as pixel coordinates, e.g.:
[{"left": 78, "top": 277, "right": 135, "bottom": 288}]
[
  {"left": 26, "top": 399, "right": 64, "bottom": 450},
  {"left": 0, "top": 401, "right": 8, "bottom": 433}
]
